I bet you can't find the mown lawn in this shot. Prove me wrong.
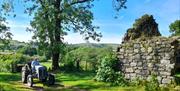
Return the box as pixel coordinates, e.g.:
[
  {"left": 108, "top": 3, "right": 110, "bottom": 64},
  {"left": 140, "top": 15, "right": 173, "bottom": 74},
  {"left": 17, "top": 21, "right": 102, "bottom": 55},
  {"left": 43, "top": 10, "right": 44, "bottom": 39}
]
[
  {"left": 0, "top": 62, "right": 179, "bottom": 91},
  {"left": 0, "top": 71, "right": 144, "bottom": 91}
]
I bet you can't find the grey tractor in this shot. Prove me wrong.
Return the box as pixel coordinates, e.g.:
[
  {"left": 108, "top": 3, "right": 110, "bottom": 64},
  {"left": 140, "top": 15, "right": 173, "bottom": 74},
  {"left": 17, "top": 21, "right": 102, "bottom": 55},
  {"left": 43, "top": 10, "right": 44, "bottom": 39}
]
[{"left": 21, "top": 62, "right": 55, "bottom": 87}]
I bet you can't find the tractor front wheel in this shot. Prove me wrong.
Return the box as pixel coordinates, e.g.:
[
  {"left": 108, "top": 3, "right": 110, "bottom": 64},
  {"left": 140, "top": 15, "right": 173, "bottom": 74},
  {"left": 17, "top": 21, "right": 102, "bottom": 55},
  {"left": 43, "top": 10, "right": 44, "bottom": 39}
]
[
  {"left": 22, "top": 67, "right": 28, "bottom": 83},
  {"left": 27, "top": 75, "right": 33, "bottom": 87}
]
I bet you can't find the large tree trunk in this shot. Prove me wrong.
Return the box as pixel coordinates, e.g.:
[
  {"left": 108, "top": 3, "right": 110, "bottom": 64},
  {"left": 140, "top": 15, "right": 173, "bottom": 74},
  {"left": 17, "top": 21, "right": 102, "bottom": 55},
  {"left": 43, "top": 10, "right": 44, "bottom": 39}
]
[
  {"left": 76, "top": 59, "right": 80, "bottom": 70},
  {"left": 52, "top": 53, "right": 60, "bottom": 70},
  {"left": 85, "top": 61, "right": 87, "bottom": 71},
  {"left": 52, "top": 0, "right": 61, "bottom": 70}
]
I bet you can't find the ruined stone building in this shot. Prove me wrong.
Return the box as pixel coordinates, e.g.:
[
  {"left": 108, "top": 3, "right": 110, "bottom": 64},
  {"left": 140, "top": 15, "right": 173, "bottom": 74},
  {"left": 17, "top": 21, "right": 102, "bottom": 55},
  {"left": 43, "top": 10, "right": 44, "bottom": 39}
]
[{"left": 117, "top": 36, "right": 180, "bottom": 85}]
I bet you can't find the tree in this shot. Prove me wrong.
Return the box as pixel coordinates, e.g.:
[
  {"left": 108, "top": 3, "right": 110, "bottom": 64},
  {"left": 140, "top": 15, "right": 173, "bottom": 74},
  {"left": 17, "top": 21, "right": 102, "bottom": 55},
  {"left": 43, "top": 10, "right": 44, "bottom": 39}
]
[
  {"left": 122, "top": 14, "right": 161, "bottom": 42},
  {"left": 0, "top": 15, "right": 12, "bottom": 51},
  {"left": 169, "top": 20, "right": 180, "bottom": 36},
  {"left": 62, "top": 46, "right": 114, "bottom": 71},
  {"left": 1, "top": 0, "right": 127, "bottom": 70},
  {"left": 0, "top": 16, "right": 12, "bottom": 43},
  {"left": 17, "top": 46, "right": 37, "bottom": 56}
]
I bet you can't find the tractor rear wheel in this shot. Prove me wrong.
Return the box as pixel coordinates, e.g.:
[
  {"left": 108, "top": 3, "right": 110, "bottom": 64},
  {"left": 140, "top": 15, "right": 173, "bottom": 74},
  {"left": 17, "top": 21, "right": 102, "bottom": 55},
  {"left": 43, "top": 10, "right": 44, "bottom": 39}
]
[{"left": 47, "top": 74, "right": 55, "bottom": 85}]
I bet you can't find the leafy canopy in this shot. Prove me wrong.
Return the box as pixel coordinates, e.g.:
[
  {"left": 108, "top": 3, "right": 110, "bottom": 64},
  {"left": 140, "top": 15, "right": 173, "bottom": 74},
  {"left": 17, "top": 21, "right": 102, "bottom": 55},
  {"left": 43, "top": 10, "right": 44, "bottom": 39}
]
[
  {"left": 0, "top": 0, "right": 127, "bottom": 70},
  {"left": 169, "top": 20, "right": 180, "bottom": 36},
  {"left": 123, "top": 14, "right": 161, "bottom": 42},
  {"left": 0, "top": 16, "right": 12, "bottom": 44}
]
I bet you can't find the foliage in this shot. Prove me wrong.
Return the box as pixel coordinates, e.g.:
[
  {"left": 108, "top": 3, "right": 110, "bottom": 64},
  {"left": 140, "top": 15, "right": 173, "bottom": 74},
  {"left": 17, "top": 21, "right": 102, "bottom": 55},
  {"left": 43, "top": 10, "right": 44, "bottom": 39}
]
[
  {"left": 0, "top": 59, "right": 13, "bottom": 72},
  {"left": 17, "top": 45, "right": 37, "bottom": 56},
  {"left": 95, "top": 55, "right": 128, "bottom": 86},
  {"left": 0, "top": 16, "right": 12, "bottom": 41},
  {"left": 123, "top": 14, "right": 161, "bottom": 42},
  {"left": 0, "top": 15, "right": 12, "bottom": 50},
  {"left": 0, "top": 54, "right": 31, "bottom": 72},
  {"left": 169, "top": 20, "right": 180, "bottom": 36},
  {"left": 0, "top": 0, "right": 127, "bottom": 70},
  {"left": 25, "top": 0, "right": 103, "bottom": 70},
  {"left": 0, "top": 71, "right": 146, "bottom": 91},
  {"left": 0, "top": 40, "right": 27, "bottom": 51},
  {"left": 62, "top": 46, "right": 114, "bottom": 71},
  {"left": 144, "top": 75, "right": 160, "bottom": 91},
  {"left": 72, "top": 43, "right": 119, "bottom": 50}
]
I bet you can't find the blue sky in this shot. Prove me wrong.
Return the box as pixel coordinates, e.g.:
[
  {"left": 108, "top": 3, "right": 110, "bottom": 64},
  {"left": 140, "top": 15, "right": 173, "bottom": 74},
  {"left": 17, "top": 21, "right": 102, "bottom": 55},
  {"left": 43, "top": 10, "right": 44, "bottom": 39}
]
[{"left": 5, "top": 0, "right": 180, "bottom": 44}]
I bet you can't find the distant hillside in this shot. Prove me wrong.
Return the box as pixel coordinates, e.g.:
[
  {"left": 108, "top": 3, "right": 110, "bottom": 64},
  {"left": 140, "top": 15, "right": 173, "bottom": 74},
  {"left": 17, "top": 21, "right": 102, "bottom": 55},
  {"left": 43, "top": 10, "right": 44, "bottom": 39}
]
[
  {"left": 71, "top": 43, "right": 120, "bottom": 50},
  {"left": 0, "top": 40, "right": 28, "bottom": 50},
  {"left": 1, "top": 40, "right": 120, "bottom": 51}
]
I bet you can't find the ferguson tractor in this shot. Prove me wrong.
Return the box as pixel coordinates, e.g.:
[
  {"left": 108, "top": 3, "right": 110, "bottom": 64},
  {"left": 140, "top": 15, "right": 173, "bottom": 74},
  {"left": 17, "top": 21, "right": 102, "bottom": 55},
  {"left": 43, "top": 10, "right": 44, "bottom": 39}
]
[{"left": 21, "top": 62, "right": 55, "bottom": 87}]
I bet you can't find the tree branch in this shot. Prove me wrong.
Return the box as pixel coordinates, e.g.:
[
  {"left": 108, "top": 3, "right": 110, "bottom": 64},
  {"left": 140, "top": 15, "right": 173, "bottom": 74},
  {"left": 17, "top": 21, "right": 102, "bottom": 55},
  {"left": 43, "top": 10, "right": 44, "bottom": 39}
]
[
  {"left": 70, "top": 0, "right": 91, "bottom": 6},
  {"left": 38, "top": 0, "right": 46, "bottom": 8}
]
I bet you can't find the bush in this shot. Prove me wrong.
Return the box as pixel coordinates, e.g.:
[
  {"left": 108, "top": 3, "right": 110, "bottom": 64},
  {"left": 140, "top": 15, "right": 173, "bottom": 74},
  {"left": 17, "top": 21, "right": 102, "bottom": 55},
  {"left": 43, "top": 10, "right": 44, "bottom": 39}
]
[
  {"left": 145, "top": 75, "right": 160, "bottom": 91},
  {"left": 95, "top": 55, "right": 128, "bottom": 86},
  {"left": 17, "top": 46, "right": 37, "bottom": 56},
  {"left": 0, "top": 59, "right": 13, "bottom": 72},
  {"left": 0, "top": 54, "right": 31, "bottom": 72}
]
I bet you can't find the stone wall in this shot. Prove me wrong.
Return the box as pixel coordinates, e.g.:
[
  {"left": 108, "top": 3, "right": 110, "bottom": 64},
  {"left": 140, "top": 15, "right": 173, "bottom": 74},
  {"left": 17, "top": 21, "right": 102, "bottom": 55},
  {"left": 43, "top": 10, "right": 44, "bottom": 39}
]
[{"left": 117, "top": 37, "right": 180, "bottom": 85}]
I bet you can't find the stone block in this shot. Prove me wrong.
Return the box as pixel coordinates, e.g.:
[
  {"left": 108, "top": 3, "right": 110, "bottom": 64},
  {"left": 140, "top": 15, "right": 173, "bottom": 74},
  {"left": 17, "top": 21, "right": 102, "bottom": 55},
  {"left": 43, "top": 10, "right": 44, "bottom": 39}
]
[
  {"left": 137, "top": 62, "right": 142, "bottom": 66},
  {"left": 146, "top": 56, "right": 153, "bottom": 60},
  {"left": 160, "top": 72, "right": 171, "bottom": 76},
  {"left": 134, "top": 49, "right": 140, "bottom": 53},
  {"left": 160, "top": 59, "right": 170, "bottom": 64},
  {"left": 148, "top": 63, "right": 153, "bottom": 68},
  {"left": 148, "top": 47, "right": 153, "bottom": 53},
  {"left": 134, "top": 44, "right": 140, "bottom": 49},
  {"left": 157, "top": 76, "right": 162, "bottom": 83},
  {"left": 135, "top": 70, "right": 140, "bottom": 73},
  {"left": 130, "top": 73, "right": 136, "bottom": 79},
  {"left": 162, "top": 78, "right": 171, "bottom": 84},
  {"left": 126, "top": 68, "right": 134, "bottom": 72},
  {"left": 125, "top": 74, "right": 130, "bottom": 79},
  {"left": 130, "top": 62, "right": 137, "bottom": 66},
  {"left": 134, "top": 54, "right": 141, "bottom": 59},
  {"left": 141, "top": 48, "right": 146, "bottom": 52}
]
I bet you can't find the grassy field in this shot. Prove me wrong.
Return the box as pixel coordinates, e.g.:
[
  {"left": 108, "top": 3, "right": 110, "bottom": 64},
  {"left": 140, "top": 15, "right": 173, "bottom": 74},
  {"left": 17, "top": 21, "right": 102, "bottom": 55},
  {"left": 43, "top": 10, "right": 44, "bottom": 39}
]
[
  {"left": 0, "top": 72, "right": 144, "bottom": 91},
  {"left": 0, "top": 62, "right": 179, "bottom": 91},
  {"left": 0, "top": 57, "right": 179, "bottom": 91},
  {"left": 0, "top": 61, "right": 144, "bottom": 91}
]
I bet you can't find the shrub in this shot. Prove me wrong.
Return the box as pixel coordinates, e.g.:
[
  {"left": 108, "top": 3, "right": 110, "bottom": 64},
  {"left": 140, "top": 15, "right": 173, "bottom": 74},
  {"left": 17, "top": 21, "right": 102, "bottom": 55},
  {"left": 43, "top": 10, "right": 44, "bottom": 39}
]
[
  {"left": 145, "top": 75, "right": 160, "bottom": 91},
  {"left": 95, "top": 55, "right": 128, "bottom": 86},
  {"left": 17, "top": 46, "right": 37, "bottom": 56},
  {"left": 0, "top": 54, "right": 31, "bottom": 72},
  {"left": 130, "top": 77, "right": 147, "bottom": 86},
  {"left": 0, "top": 59, "right": 13, "bottom": 72}
]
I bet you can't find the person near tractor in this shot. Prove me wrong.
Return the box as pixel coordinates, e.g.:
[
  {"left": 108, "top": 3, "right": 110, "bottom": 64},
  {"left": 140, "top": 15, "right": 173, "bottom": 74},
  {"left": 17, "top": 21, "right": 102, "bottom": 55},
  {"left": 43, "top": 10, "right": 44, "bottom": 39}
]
[
  {"left": 31, "top": 57, "right": 40, "bottom": 73},
  {"left": 31, "top": 57, "right": 46, "bottom": 78}
]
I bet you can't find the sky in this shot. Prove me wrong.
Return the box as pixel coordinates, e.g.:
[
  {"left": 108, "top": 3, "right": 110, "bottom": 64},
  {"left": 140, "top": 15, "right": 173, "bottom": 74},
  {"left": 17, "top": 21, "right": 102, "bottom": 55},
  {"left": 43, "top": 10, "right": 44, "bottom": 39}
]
[{"left": 4, "top": 0, "right": 180, "bottom": 44}]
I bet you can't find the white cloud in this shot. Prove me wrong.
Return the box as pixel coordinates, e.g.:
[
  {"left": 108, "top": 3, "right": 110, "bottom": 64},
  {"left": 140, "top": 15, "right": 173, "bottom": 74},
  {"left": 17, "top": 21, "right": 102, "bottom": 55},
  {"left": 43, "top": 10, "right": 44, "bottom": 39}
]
[
  {"left": 64, "top": 33, "right": 123, "bottom": 44},
  {"left": 6, "top": 19, "right": 33, "bottom": 42},
  {"left": 12, "top": 32, "right": 33, "bottom": 42},
  {"left": 6, "top": 18, "right": 124, "bottom": 44},
  {"left": 7, "top": 20, "right": 31, "bottom": 29}
]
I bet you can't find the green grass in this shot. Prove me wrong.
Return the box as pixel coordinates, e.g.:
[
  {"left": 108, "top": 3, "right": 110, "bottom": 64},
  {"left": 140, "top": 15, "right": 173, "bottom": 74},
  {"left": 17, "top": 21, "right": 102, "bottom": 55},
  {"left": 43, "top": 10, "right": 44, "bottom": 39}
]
[
  {"left": 0, "top": 71, "right": 144, "bottom": 91},
  {"left": 0, "top": 72, "right": 34, "bottom": 91},
  {"left": 1, "top": 70, "right": 179, "bottom": 91},
  {"left": 1, "top": 61, "right": 179, "bottom": 91},
  {"left": 41, "top": 61, "right": 52, "bottom": 70},
  {"left": 52, "top": 71, "right": 144, "bottom": 91}
]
